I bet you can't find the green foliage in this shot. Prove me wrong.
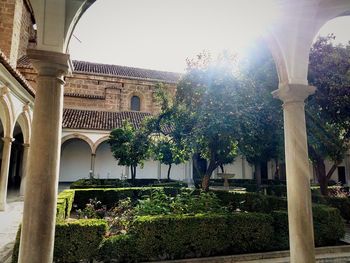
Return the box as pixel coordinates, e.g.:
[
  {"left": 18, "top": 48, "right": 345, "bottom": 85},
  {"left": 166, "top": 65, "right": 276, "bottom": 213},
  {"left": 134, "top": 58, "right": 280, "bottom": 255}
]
[
  {"left": 129, "top": 213, "right": 274, "bottom": 261},
  {"left": 77, "top": 198, "right": 107, "bottom": 219},
  {"left": 149, "top": 54, "right": 239, "bottom": 184},
  {"left": 214, "top": 191, "right": 287, "bottom": 213},
  {"left": 12, "top": 220, "right": 107, "bottom": 263},
  {"left": 73, "top": 187, "right": 181, "bottom": 209},
  {"left": 307, "top": 35, "right": 350, "bottom": 194},
  {"left": 236, "top": 42, "right": 283, "bottom": 167},
  {"left": 312, "top": 194, "right": 350, "bottom": 222},
  {"left": 272, "top": 205, "right": 345, "bottom": 250},
  {"left": 135, "top": 189, "right": 224, "bottom": 216},
  {"left": 56, "top": 190, "right": 75, "bottom": 221},
  {"left": 98, "top": 234, "right": 138, "bottom": 263},
  {"left": 108, "top": 121, "right": 150, "bottom": 180},
  {"left": 70, "top": 178, "right": 187, "bottom": 189}
]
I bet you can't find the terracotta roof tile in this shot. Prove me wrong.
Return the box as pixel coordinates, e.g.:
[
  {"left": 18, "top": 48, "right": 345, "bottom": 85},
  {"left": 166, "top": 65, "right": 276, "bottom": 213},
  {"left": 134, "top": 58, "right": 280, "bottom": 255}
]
[
  {"left": 0, "top": 51, "right": 35, "bottom": 96},
  {"left": 62, "top": 108, "right": 152, "bottom": 130},
  {"left": 17, "top": 56, "right": 182, "bottom": 83},
  {"left": 73, "top": 60, "right": 181, "bottom": 82}
]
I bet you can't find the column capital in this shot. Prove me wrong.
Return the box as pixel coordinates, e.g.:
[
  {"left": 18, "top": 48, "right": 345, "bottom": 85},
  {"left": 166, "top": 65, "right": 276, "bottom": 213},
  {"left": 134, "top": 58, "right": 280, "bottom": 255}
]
[
  {"left": 27, "top": 49, "right": 70, "bottom": 79},
  {"left": 272, "top": 84, "right": 316, "bottom": 104},
  {"left": 2, "top": 137, "right": 14, "bottom": 144}
]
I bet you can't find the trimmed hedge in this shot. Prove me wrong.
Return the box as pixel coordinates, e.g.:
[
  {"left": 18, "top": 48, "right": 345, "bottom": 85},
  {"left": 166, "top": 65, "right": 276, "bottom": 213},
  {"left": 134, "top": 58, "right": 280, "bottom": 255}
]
[
  {"left": 214, "top": 191, "right": 287, "bottom": 213},
  {"left": 70, "top": 178, "right": 187, "bottom": 189},
  {"left": 272, "top": 205, "right": 345, "bottom": 250},
  {"left": 12, "top": 219, "right": 107, "bottom": 263},
  {"left": 73, "top": 187, "right": 181, "bottom": 209},
  {"left": 98, "top": 205, "right": 345, "bottom": 262},
  {"left": 56, "top": 190, "right": 75, "bottom": 221},
  {"left": 99, "top": 213, "right": 274, "bottom": 262},
  {"left": 312, "top": 194, "right": 350, "bottom": 222}
]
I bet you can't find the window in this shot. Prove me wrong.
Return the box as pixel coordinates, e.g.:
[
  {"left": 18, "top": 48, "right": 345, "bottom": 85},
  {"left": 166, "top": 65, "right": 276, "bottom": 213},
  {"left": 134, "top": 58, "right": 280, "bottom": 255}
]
[{"left": 131, "top": 95, "right": 141, "bottom": 111}]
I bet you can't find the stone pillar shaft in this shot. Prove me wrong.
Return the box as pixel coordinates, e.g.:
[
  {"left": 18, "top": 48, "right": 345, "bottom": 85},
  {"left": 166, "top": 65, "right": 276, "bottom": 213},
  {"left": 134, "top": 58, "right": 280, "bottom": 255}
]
[
  {"left": 273, "top": 84, "right": 316, "bottom": 263},
  {"left": 18, "top": 49, "right": 69, "bottom": 263},
  {"left": 90, "top": 153, "right": 96, "bottom": 178},
  {"left": 0, "top": 137, "right": 13, "bottom": 211},
  {"left": 157, "top": 161, "right": 161, "bottom": 180},
  {"left": 20, "top": 143, "right": 30, "bottom": 196}
]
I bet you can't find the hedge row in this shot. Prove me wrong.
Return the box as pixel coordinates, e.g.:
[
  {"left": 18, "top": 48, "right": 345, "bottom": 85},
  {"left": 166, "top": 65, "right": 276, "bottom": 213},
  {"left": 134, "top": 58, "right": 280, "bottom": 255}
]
[
  {"left": 312, "top": 194, "right": 350, "bottom": 222},
  {"left": 56, "top": 190, "right": 75, "bottom": 221},
  {"left": 70, "top": 178, "right": 187, "bottom": 189},
  {"left": 99, "top": 206, "right": 344, "bottom": 262},
  {"left": 99, "top": 213, "right": 275, "bottom": 262},
  {"left": 12, "top": 219, "right": 107, "bottom": 263},
  {"left": 73, "top": 187, "right": 181, "bottom": 209},
  {"left": 214, "top": 191, "right": 287, "bottom": 213}
]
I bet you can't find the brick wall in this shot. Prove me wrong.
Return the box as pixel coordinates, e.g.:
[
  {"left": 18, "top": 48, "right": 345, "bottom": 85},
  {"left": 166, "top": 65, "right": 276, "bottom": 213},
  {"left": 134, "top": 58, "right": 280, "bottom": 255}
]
[
  {"left": 0, "top": 0, "right": 34, "bottom": 66},
  {"left": 64, "top": 73, "right": 177, "bottom": 114},
  {"left": 0, "top": 0, "right": 16, "bottom": 60},
  {"left": 18, "top": 67, "right": 177, "bottom": 114}
]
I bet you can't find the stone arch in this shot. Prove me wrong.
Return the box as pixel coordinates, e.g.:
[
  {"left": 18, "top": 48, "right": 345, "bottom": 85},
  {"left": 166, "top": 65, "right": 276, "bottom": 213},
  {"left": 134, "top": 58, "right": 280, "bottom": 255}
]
[
  {"left": 15, "top": 110, "right": 31, "bottom": 144},
  {"left": 92, "top": 135, "right": 109, "bottom": 154},
  {"left": 0, "top": 91, "right": 14, "bottom": 138},
  {"left": 263, "top": 35, "right": 289, "bottom": 86},
  {"left": 61, "top": 133, "right": 94, "bottom": 153}
]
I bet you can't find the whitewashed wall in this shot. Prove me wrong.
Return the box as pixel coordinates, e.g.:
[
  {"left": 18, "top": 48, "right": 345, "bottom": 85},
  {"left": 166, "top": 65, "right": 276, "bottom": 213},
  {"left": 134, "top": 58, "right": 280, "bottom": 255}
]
[
  {"left": 59, "top": 139, "right": 91, "bottom": 182},
  {"left": 94, "top": 142, "right": 125, "bottom": 179}
]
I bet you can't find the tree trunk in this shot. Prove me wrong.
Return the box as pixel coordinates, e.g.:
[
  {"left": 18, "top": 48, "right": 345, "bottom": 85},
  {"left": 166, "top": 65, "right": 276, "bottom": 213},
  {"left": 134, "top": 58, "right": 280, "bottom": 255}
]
[
  {"left": 255, "top": 162, "right": 262, "bottom": 188},
  {"left": 167, "top": 164, "right": 172, "bottom": 180},
  {"left": 314, "top": 159, "right": 328, "bottom": 196},
  {"left": 201, "top": 160, "right": 217, "bottom": 191},
  {"left": 131, "top": 165, "right": 136, "bottom": 184}
]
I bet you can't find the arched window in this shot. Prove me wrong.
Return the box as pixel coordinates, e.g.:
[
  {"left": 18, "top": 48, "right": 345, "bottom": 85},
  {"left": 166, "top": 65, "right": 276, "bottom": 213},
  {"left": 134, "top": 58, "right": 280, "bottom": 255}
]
[{"left": 131, "top": 95, "right": 141, "bottom": 111}]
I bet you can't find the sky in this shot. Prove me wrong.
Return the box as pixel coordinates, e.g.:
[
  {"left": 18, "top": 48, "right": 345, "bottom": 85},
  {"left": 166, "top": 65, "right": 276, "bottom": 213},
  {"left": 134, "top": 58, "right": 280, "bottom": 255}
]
[{"left": 69, "top": 0, "right": 350, "bottom": 73}]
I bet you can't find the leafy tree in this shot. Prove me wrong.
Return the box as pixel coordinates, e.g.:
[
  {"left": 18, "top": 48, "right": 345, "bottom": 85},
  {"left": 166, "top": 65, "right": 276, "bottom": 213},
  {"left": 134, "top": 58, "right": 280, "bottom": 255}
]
[
  {"left": 175, "top": 52, "right": 241, "bottom": 190},
  {"left": 108, "top": 121, "right": 150, "bottom": 182},
  {"left": 307, "top": 35, "right": 350, "bottom": 195},
  {"left": 236, "top": 43, "right": 284, "bottom": 186},
  {"left": 146, "top": 84, "right": 191, "bottom": 180}
]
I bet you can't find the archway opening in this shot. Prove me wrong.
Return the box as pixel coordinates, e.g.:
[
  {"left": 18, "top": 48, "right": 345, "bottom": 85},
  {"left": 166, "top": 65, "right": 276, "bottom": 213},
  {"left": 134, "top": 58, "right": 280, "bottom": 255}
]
[
  {"left": 7, "top": 122, "right": 24, "bottom": 195},
  {"left": 94, "top": 141, "right": 125, "bottom": 179},
  {"left": 60, "top": 138, "right": 92, "bottom": 182}
]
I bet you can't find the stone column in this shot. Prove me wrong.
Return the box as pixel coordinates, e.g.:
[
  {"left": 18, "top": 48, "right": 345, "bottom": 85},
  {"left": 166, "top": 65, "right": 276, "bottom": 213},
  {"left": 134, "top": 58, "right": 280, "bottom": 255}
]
[
  {"left": 90, "top": 153, "right": 96, "bottom": 178},
  {"left": 273, "top": 84, "right": 316, "bottom": 263},
  {"left": 157, "top": 161, "right": 161, "bottom": 180},
  {"left": 0, "top": 137, "right": 13, "bottom": 211},
  {"left": 19, "top": 143, "right": 30, "bottom": 196},
  {"left": 18, "top": 49, "right": 69, "bottom": 263}
]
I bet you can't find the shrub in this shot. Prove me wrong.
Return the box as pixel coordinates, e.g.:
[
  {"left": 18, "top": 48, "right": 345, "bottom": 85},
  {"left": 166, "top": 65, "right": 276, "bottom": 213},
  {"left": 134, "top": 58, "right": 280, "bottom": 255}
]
[
  {"left": 70, "top": 178, "right": 186, "bottom": 189},
  {"left": 100, "top": 213, "right": 274, "bottom": 261},
  {"left": 73, "top": 187, "right": 180, "bottom": 209},
  {"left": 56, "top": 190, "right": 75, "bottom": 221},
  {"left": 12, "top": 219, "right": 107, "bottom": 263},
  {"left": 135, "top": 189, "right": 224, "bottom": 216},
  {"left": 214, "top": 191, "right": 287, "bottom": 213},
  {"left": 312, "top": 195, "right": 350, "bottom": 222},
  {"left": 98, "top": 234, "right": 138, "bottom": 262},
  {"left": 272, "top": 205, "right": 345, "bottom": 250}
]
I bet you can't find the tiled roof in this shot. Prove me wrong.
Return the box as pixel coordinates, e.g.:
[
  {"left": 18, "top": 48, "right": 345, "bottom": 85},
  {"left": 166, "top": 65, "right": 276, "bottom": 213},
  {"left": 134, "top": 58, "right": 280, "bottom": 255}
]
[
  {"left": 62, "top": 108, "right": 152, "bottom": 130},
  {"left": 17, "top": 56, "right": 182, "bottom": 83},
  {"left": 0, "top": 51, "right": 35, "bottom": 96},
  {"left": 72, "top": 60, "right": 181, "bottom": 83}
]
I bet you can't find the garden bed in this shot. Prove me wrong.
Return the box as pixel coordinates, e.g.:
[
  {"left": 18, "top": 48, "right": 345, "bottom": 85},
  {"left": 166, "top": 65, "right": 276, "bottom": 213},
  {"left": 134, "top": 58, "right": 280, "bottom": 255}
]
[{"left": 12, "top": 187, "right": 346, "bottom": 263}]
